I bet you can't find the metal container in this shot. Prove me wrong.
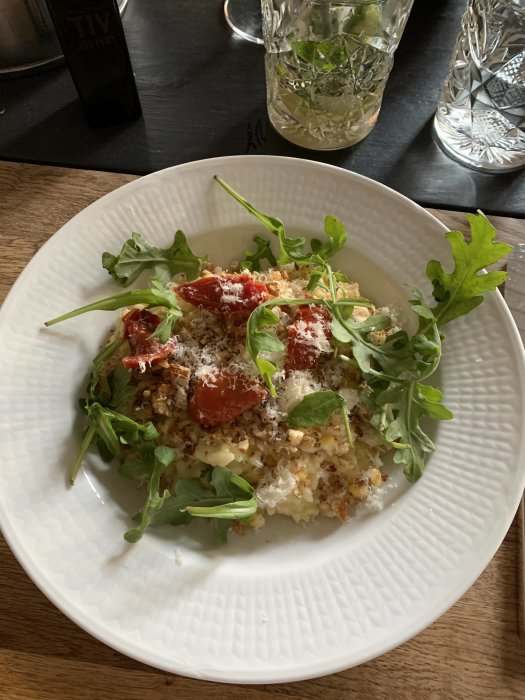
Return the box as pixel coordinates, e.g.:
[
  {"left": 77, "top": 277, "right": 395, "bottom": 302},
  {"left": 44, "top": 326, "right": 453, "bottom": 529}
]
[{"left": 0, "top": 0, "right": 128, "bottom": 77}]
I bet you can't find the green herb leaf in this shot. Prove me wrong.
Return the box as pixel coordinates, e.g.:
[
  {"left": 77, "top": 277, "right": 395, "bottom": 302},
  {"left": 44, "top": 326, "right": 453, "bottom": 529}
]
[
  {"left": 245, "top": 302, "right": 284, "bottom": 397},
  {"left": 102, "top": 230, "right": 206, "bottom": 287},
  {"left": 117, "top": 442, "right": 156, "bottom": 481},
  {"left": 427, "top": 212, "right": 512, "bottom": 327},
  {"left": 88, "top": 338, "right": 124, "bottom": 400},
  {"left": 214, "top": 177, "right": 347, "bottom": 265},
  {"left": 68, "top": 422, "right": 97, "bottom": 486},
  {"left": 310, "top": 216, "right": 347, "bottom": 259},
  {"left": 287, "top": 390, "right": 345, "bottom": 428},
  {"left": 69, "top": 402, "right": 159, "bottom": 483},
  {"left": 287, "top": 390, "right": 354, "bottom": 447},
  {"left": 87, "top": 402, "right": 125, "bottom": 463},
  {"left": 150, "top": 467, "right": 257, "bottom": 542},
  {"left": 86, "top": 402, "right": 159, "bottom": 460},
  {"left": 44, "top": 284, "right": 181, "bottom": 327},
  {"left": 186, "top": 469, "right": 256, "bottom": 519},
  {"left": 375, "top": 382, "right": 453, "bottom": 482},
  {"left": 239, "top": 235, "right": 277, "bottom": 272},
  {"left": 213, "top": 519, "right": 232, "bottom": 545},
  {"left": 214, "top": 175, "right": 286, "bottom": 247},
  {"left": 107, "top": 364, "right": 137, "bottom": 409},
  {"left": 124, "top": 446, "right": 176, "bottom": 542},
  {"left": 415, "top": 384, "right": 454, "bottom": 421},
  {"left": 87, "top": 342, "right": 136, "bottom": 409}
]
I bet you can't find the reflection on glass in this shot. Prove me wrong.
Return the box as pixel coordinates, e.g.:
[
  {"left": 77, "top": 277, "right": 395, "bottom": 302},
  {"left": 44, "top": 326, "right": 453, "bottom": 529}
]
[{"left": 224, "top": 0, "right": 263, "bottom": 45}]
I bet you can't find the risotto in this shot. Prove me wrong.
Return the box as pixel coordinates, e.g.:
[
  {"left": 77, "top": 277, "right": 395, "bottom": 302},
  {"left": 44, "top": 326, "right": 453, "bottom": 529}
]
[{"left": 96, "top": 262, "right": 395, "bottom": 531}]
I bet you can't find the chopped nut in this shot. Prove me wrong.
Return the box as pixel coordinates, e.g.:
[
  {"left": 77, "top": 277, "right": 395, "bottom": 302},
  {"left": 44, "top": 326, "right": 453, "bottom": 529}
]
[
  {"left": 287, "top": 429, "right": 304, "bottom": 446},
  {"left": 249, "top": 512, "right": 266, "bottom": 529},
  {"left": 332, "top": 500, "right": 349, "bottom": 521},
  {"left": 151, "top": 382, "right": 176, "bottom": 416},
  {"left": 232, "top": 520, "right": 246, "bottom": 535},
  {"left": 369, "top": 468, "right": 382, "bottom": 487},
  {"left": 352, "top": 306, "right": 371, "bottom": 323},
  {"left": 320, "top": 433, "right": 336, "bottom": 453},
  {"left": 348, "top": 481, "right": 368, "bottom": 500},
  {"left": 369, "top": 330, "right": 386, "bottom": 346},
  {"left": 167, "top": 362, "right": 191, "bottom": 387},
  {"left": 300, "top": 433, "right": 316, "bottom": 448},
  {"left": 237, "top": 438, "right": 250, "bottom": 453}
]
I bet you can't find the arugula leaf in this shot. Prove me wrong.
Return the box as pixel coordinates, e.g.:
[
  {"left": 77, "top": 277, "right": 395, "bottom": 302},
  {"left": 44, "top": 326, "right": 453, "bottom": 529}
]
[
  {"left": 44, "top": 284, "right": 181, "bottom": 327},
  {"left": 427, "top": 212, "right": 512, "bottom": 327},
  {"left": 287, "top": 390, "right": 354, "bottom": 446},
  {"left": 89, "top": 402, "right": 125, "bottom": 463},
  {"left": 287, "top": 391, "right": 345, "bottom": 427},
  {"left": 186, "top": 469, "right": 256, "bottom": 519},
  {"left": 239, "top": 235, "right": 277, "bottom": 272},
  {"left": 107, "top": 364, "right": 137, "bottom": 409},
  {"left": 214, "top": 175, "right": 286, "bottom": 242},
  {"left": 68, "top": 402, "right": 159, "bottom": 485},
  {"left": 102, "top": 230, "right": 206, "bottom": 287},
  {"left": 68, "top": 422, "right": 97, "bottom": 487},
  {"left": 88, "top": 338, "right": 124, "bottom": 400},
  {"left": 415, "top": 384, "right": 454, "bottom": 421},
  {"left": 117, "top": 442, "right": 157, "bottom": 481},
  {"left": 150, "top": 467, "right": 257, "bottom": 543},
  {"left": 124, "top": 446, "right": 176, "bottom": 543},
  {"left": 213, "top": 519, "right": 233, "bottom": 546},
  {"left": 148, "top": 307, "right": 181, "bottom": 344},
  {"left": 91, "top": 403, "right": 158, "bottom": 456},
  {"left": 245, "top": 302, "right": 284, "bottom": 397},
  {"left": 152, "top": 478, "right": 211, "bottom": 526},
  {"left": 87, "top": 341, "right": 136, "bottom": 410},
  {"left": 377, "top": 382, "right": 452, "bottom": 482},
  {"left": 214, "top": 176, "right": 347, "bottom": 265},
  {"left": 362, "top": 214, "right": 509, "bottom": 482},
  {"left": 331, "top": 306, "right": 404, "bottom": 378},
  {"left": 310, "top": 216, "right": 347, "bottom": 259}
]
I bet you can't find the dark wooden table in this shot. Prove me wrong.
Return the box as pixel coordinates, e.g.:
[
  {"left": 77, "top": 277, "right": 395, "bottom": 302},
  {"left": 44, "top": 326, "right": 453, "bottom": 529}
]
[{"left": 1, "top": 0, "right": 524, "bottom": 216}]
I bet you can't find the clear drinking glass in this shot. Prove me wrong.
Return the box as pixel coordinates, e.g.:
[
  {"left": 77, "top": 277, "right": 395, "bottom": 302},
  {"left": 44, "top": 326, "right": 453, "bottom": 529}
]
[
  {"left": 224, "top": 0, "right": 263, "bottom": 44},
  {"left": 261, "top": 0, "right": 414, "bottom": 150},
  {"left": 434, "top": 0, "right": 525, "bottom": 172}
]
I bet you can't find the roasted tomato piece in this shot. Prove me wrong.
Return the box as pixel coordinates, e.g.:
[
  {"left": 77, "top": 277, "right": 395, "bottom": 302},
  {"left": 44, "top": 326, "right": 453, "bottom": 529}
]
[
  {"left": 188, "top": 370, "right": 267, "bottom": 427},
  {"left": 285, "top": 304, "right": 332, "bottom": 372},
  {"left": 176, "top": 274, "right": 269, "bottom": 316},
  {"left": 122, "top": 308, "right": 174, "bottom": 369}
]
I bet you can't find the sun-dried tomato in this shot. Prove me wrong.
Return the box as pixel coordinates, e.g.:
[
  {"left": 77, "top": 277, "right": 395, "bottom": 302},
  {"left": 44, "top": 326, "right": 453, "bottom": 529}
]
[
  {"left": 122, "top": 308, "right": 174, "bottom": 369},
  {"left": 188, "top": 370, "right": 267, "bottom": 427},
  {"left": 285, "top": 304, "right": 332, "bottom": 372},
  {"left": 176, "top": 274, "right": 268, "bottom": 316}
]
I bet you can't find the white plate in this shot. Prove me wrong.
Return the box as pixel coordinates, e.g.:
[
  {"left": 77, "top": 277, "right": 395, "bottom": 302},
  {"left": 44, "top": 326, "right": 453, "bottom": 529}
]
[{"left": 0, "top": 156, "right": 524, "bottom": 684}]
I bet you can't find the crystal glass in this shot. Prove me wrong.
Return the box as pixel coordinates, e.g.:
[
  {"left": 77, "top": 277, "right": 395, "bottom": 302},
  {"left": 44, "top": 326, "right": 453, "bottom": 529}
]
[
  {"left": 224, "top": 0, "right": 263, "bottom": 45},
  {"left": 434, "top": 0, "right": 525, "bottom": 172},
  {"left": 261, "top": 0, "right": 414, "bottom": 150}
]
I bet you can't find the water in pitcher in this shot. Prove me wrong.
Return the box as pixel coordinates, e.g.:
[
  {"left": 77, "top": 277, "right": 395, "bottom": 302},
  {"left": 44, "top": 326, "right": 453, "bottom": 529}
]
[{"left": 263, "top": 0, "right": 413, "bottom": 150}]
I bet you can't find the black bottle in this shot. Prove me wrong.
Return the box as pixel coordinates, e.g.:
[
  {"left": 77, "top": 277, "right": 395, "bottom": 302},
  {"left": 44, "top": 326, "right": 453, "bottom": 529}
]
[{"left": 44, "top": 0, "right": 142, "bottom": 126}]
